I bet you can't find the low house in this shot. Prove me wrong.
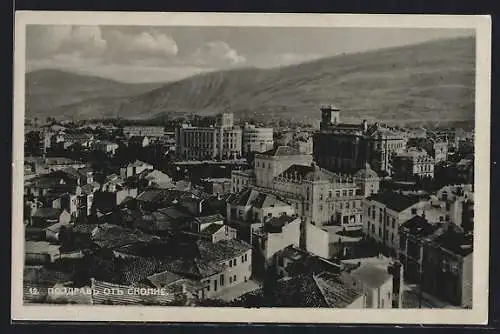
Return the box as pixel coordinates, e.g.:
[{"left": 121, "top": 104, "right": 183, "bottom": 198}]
[
  {"left": 95, "top": 140, "right": 119, "bottom": 155},
  {"left": 252, "top": 215, "right": 301, "bottom": 279},
  {"left": 245, "top": 271, "right": 364, "bottom": 308},
  {"left": 120, "top": 160, "right": 154, "bottom": 179},
  {"left": 200, "top": 177, "right": 232, "bottom": 196},
  {"left": 140, "top": 169, "right": 174, "bottom": 189},
  {"left": 28, "top": 208, "right": 72, "bottom": 241},
  {"left": 25, "top": 241, "right": 61, "bottom": 264}
]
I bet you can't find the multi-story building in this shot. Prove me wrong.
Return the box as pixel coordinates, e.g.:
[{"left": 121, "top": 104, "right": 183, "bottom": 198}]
[
  {"left": 254, "top": 146, "right": 313, "bottom": 189},
  {"left": 363, "top": 191, "right": 428, "bottom": 252},
  {"left": 175, "top": 113, "right": 242, "bottom": 160},
  {"left": 313, "top": 105, "right": 406, "bottom": 175},
  {"left": 231, "top": 169, "right": 255, "bottom": 193},
  {"left": 242, "top": 123, "right": 274, "bottom": 154},
  {"left": 123, "top": 126, "right": 165, "bottom": 139},
  {"left": 272, "top": 163, "right": 364, "bottom": 228},
  {"left": 399, "top": 217, "right": 473, "bottom": 308},
  {"left": 252, "top": 215, "right": 301, "bottom": 278},
  {"left": 392, "top": 148, "right": 435, "bottom": 180},
  {"left": 354, "top": 163, "right": 381, "bottom": 197},
  {"left": 94, "top": 140, "right": 119, "bottom": 156}
]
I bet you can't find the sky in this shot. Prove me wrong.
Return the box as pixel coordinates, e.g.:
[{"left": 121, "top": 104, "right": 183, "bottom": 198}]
[{"left": 26, "top": 25, "right": 474, "bottom": 83}]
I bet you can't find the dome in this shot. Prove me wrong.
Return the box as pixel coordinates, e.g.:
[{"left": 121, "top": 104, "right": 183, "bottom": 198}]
[{"left": 355, "top": 163, "right": 379, "bottom": 179}]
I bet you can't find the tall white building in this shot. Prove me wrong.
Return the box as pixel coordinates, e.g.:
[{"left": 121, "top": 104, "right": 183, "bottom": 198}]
[
  {"left": 242, "top": 123, "right": 274, "bottom": 154},
  {"left": 175, "top": 113, "right": 242, "bottom": 160}
]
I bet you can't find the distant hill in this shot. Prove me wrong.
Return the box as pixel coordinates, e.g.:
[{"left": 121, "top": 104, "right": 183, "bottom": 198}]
[
  {"left": 26, "top": 37, "right": 476, "bottom": 123},
  {"left": 25, "top": 69, "right": 162, "bottom": 118}
]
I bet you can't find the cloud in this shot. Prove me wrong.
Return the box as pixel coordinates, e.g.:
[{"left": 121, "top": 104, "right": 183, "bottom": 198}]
[
  {"left": 104, "top": 30, "right": 178, "bottom": 63},
  {"left": 191, "top": 41, "right": 246, "bottom": 67},
  {"left": 27, "top": 26, "right": 107, "bottom": 60}
]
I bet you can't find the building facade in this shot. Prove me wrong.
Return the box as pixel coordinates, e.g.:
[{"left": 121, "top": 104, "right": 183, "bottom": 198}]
[
  {"left": 242, "top": 123, "right": 274, "bottom": 154},
  {"left": 363, "top": 192, "right": 428, "bottom": 252},
  {"left": 398, "top": 218, "right": 473, "bottom": 307},
  {"left": 392, "top": 148, "right": 435, "bottom": 180},
  {"left": 123, "top": 126, "right": 165, "bottom": 139},
  {"left": 175, "top": 113, "right": 242, "bottom": 160}
]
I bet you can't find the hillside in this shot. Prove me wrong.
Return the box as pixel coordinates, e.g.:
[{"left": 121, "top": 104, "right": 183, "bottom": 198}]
[
  {"left": 25, "top": 69, "right": 162, "bottom": 118},
  {"left": 27, "top": 37, "right": 476, "bottom": 123}
]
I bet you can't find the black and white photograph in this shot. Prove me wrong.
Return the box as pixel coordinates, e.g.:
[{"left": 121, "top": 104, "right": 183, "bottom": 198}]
[{"left": 12, "top": 12, "right": 491, "bottom": 324}]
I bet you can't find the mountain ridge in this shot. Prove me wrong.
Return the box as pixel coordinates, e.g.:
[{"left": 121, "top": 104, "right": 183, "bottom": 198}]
[{"left": 26, "top": 36, "right": 476, "bottom": 123}]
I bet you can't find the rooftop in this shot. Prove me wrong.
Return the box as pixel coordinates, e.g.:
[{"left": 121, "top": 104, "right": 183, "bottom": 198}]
[
  {"left": 259, "top": 146, "right": 304, "bottom": 157},
  {"left": 195, "top": 214, "right": 225, "bottom": 225},
  {"left": 349, "top": 264, "right": 392, "bottom": 289},
  {"left": 32, "top": 208, "right": 65, "bottom": 220},
  {"left": 271, "top": 272, "right": 362, "bottom": 308},
  {"left": 367, "top": 191, "right": 425, "bottom": 212},
  {"left": 264, "top": 215, "right": 298, "bottom": 233}
]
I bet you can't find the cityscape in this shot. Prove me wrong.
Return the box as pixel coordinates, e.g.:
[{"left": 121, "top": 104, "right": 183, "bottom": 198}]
[{"left": 22, "top": 25, "right": 475, "bottom": 309}]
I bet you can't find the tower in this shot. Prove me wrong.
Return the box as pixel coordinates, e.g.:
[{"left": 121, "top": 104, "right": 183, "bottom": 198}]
[{"left": 320, "top": 104, "right": 340, "bottom": 130}]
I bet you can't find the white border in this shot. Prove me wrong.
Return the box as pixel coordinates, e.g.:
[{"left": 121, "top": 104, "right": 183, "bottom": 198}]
[{"left": 12, "top": 11, "right": 491, "bottom": 324}]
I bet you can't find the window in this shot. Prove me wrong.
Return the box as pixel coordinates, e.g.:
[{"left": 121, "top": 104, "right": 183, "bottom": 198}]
[
  {"left": 342, "top": 190, "right": 347, "bottom": 197},
  {"left": 329, "top": 191, "right": 332, "bottom": 198},
  {"left": 229, "top": 276, "right": 232, "bottom": 284},
  {"left": 392, "top": 218, "right": 396, "bottom": 229},
  {"left": 220, "top": 274, "right": 224, "bottom": 286},
  {"left": 346, "top": 202, "right": 350, "bottom": 209},
  {"left": 207, "top": 283, "right": 210, "bottom": 292},
  {"left": 241, "top": 255, "right": 244, "bottom": 262},
  {"left": 233, "top": 259, "right": 237, "bottom": 266},
  {"left": 320, "top": 193, "right": 323, "bottom": 201},
  {"left": 336, "top": 191, "right": 340, "bottom": 197},
  {"left": 349, "top": 190, "right": 354, "bottom": 196},
  {"left": 229, "top": 260, "right": 233, "bottom": 268},
  {"left": 319, "top": 204, "right": 323, "bottom": 211},
  {"left": 411, "top": 208, "right": 417, "bottom": 215},
  {"left": 233, "top": 274, "right": 237, "bottom": 282},
  {"left": 244, "top": 253, "right": 248, "bottom": 262},
  {"left": 368, "top": 207, "right": 371, "bottom": 215}
]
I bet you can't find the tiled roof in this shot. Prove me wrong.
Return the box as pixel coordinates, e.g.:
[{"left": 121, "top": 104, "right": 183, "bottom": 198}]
[
  {"left": 195, "top": 214, "right": 225, "bottom": 225},
  {"left": 32, "top": 208, "right": 64, "bottom": 219},
  {"left": 91, "top": 223, "right": 159, "bottom": 249},
  {"left": 367, "top": 191, "right": 424, "bottom": 212},
  {"left": 401, "top": 216, "right": 437, "bottom": 237},
  {"left": 61, "top": 167, "right": 81, "bottom": 179},
  {"left": 228, "top": 188, "right": 253, "bottom": 206},
  {"left": 259, "top": 146, "right": 302, "bottom": 157},
  {"left": 251, "top": 193, "right": 289, "bottom": 209},
  {"left": 264, "top": 215, "right": 297, "bottom": 233},
  {"left": 196, "top": 239, "right": 251, "bottom": 263},
  {"left": 200, "top": 223, "right": 224, "bottom": 236},
  {"left": 278, "top": 164, "right": 335, "bottom": 182},
  {"left": 146, "top": 270, "right": 184, "bottom": 288},
  {"left": 272, "top": 273, "right": 362, "bottom": 308}
]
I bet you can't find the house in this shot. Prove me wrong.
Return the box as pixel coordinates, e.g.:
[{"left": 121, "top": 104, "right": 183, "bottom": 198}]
[
  {"left": 393, "top": 148, "right": 435, "bottom": 180},
  {"left": 226, "top": 188, "right": 295, "bottom": 243},
  {"left": 128, "top": 136, "right": 150, "bottom": 148},
  {"left": 363, "top": 191, "right": 428, "bottom": 252},
  {"left": 248, "top": 271, "right": 364, "bottom": 308},
  {"left": 140, "top": 169, "right": 174, "bottom": 189},
  {"left": 200, "top": 177, "right": 232, "bottom": 196},
  {"left": 28, "top": 208, "right": 71, "bottom": 241},
  {"left": 398, "top": 218, "right": 473, "bottom": 307},
  {"left": 251, "top": 214, "right": 301, "bottom": 279},
  {"left": 95, "top": 140, "right": 119, "bottom": 155},
  {"left": 120, "top": 160, "right": 154, "bottom": 179},
  {"left": 340, "top": 262, "right": 394, "bottom": 308},
  {"left": 25, "top": 241, "right": 61, "bottom": 264}
]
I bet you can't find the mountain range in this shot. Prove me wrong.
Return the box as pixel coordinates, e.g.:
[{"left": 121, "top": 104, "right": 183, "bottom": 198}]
[{"left": 25, "top": 36, "right": 476, "bottom": 124}]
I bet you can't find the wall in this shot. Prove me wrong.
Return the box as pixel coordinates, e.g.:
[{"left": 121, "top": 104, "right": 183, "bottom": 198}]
[
  {"left": 306, "top": 223, "right": 330, "bottom": 258},
  {"left": 461, "top": 253, "right": 473, "bottom": 308},
  {"left": 264, "top": 218, "right": 301, "bottom": 260},
  {"left": 202, "top": 249, "right": 252, "bottom": 300}
]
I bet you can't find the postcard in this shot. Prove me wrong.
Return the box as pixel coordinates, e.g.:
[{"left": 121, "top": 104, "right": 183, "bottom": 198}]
[{"left": 12, "top": 11, "right": 491, "bottom": 324}]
